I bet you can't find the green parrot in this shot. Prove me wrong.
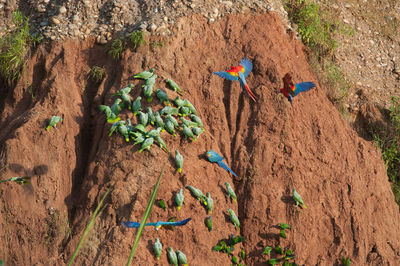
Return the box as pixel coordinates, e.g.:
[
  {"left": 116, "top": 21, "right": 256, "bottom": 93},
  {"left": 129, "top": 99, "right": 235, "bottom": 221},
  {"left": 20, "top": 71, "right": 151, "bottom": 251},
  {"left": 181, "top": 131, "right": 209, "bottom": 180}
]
[
  {"left": 133, "top": 68, "right": 154, "bottom": 80},
  {"left": 109, "top": 121, "right": 126, "bottom": 137},
  {"left": 111, "top": 98, "right": 124, "bottom": 115},
  {"left": 139, "top": 137, "right": 154, "bottom": 152},
  {"left": 166, "top": 114, "right": 179, "bottom": 128},
  {"left": 112, "top": 83, "right": 133, "bottom": 96},
  {"left": 166, "top": 78, "right": 183, "bottom": 94},
  {"left": 190, "top": 114, "right": 204, "bottom": 128},
  {"left": 131, "top": 96, "right": 142, "bottom": 116},
  {"left": 161, "top": 106, "right": 180, "bottom": 116},
  {"left": 154, "top": 112, "right": 165, "bottom": 130},
  {"left": 180, "top": 117, "right": 198, "bottom": 128},
  {"left": 138, "top": 111, "right": 149, "bottom": 126},
  {"left": 167, "top": 247, "right": 178, "bottom": 266},
  {"left": 118, "top": 123, "right": 130, "bottom": 142},
  {"left": 293, "top": 189, "right": 307, "bottom": 208},
  {"left": 182, "top": 124, "right": 197, "bottom": 141},
  {"left": 175, "top": 188, "right": 184, "bottom": 210},
  {"left": 98, "top": 105, "right": 120, "bottom": 123},
  {"left": 143, "top": 84, "right": 154, "bottom": 103},
  {"left": 155, "top": 135, "right": 168, "bottom": 152},
  {"left": 205, "top": 216, "right": 213, "bottom": 231},
  {"left": 120, "top": 92, "right": 132, "bottom": 110},
  {"left": 46, "top": 115, "right": 63, "bottom": 131},
  {"left": 186, "top": 185, "right": 206, "bottom": 204},
  {"left": 225, "top": 182, "right": 237, "bottom": 203},
  {"left": 278, "top": 223, "right": 291, "bottom": 230},
  {"left": 144, "top": 74, "right": 157, "bottom": 87},
  {"left": 153, "top": 237, "right": 162, "bottom": 260},
  {"left": 205, "top": 192, "right": 213, "bottom": 214},
  {"left": 165, "top": 119, "right": 177, "bottom": 137},
  {"left": 174, "top": 96, "right": 185, "bottom": 108},
  {"left": 180, "top": 106, "right": 190, "bottom": 116},
  {"left": 176, "top": 250, "right": 188, "bottom": 266},
  {"left": 175, "top": 150, "right": 183, "bottom": 173},
  {"left": 126, "top": 118, "right": 134, "bottom": 132},
  {"left": 156, "top": 89, "right": 171, "bottom": 106},
  {"left": 146, "top": 107, "right": 155, "bottom": 125},
  {"left": 228, "top": 209, "right": 240, "bottom": 230},
  {"left": 133, "top": 135, "right": 145, "bottom": 145},
  {"left": 147, "top": 127, "right": 162, "bottom": 138},
  {"left": 182, "top": 99, "right": 197, "bottom": 115},
  {"left": 192, "top": 127, "right": 204, "bottom": 137},
  {"left": 134, "top": 124, "right": 146, "bottom": 134}
]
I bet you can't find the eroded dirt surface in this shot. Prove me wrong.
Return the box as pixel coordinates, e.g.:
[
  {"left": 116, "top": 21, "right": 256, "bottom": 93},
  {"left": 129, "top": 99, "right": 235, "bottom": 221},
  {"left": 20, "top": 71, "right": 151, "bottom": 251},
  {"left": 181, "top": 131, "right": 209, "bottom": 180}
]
[{"left": 0, "top": 13, "right": 399, "bottom": 265}]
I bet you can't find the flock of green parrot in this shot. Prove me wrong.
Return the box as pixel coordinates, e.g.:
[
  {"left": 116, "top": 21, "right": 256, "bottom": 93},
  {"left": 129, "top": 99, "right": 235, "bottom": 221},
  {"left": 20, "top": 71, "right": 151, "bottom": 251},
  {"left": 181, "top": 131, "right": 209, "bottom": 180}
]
[{"left": 43, "top": 57, "right": 313, "bottom": 265}]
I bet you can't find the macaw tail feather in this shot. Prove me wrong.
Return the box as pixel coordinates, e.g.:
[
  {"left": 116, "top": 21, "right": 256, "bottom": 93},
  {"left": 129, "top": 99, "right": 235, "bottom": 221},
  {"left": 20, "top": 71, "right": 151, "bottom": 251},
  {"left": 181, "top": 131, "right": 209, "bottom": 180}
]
[{"left": 217, "top": 161, "right": 237, "bottom": 177}]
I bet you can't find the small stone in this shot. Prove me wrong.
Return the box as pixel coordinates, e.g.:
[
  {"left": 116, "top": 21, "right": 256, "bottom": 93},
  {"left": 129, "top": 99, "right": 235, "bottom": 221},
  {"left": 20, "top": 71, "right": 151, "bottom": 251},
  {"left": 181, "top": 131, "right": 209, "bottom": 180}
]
[
  {"left": 163, "top": 16, "right": 168, "bottom": 22},
  {"left": 356, "top": 82, "right": 362, "bottom": 87},
  {"left": 147, "top": 23, "right": 157, "bottom": 32},
  {"left": 222, "top": 1, "right": 233, "bottom": 7},
  {"left": 332, "top": 4, "right": 339, "bottom": 9},
  {"left": 83, "top": 0, "right": 90, "bottom": 6},
  {"left": 43, "top": 0, "right": 49, "bottom": 3},
  {"left": 96, "top": 35, "right": 107, "bottom": 44},
  {"left": 344, "top": 3, "right": 351, "bottom": 8},
  {"left": 50, "top": 35, "right": 56, "bottom": 40},
  {"left": 369, "top": 40, "right": 374, "bottom": 45},
  {"left": 343, "top": 19, "right": 349, "bottom": 24},
  {"left": 51, "top": 17, "right": 60, "bottom": 25},
  {"left": 40, "top": 21, "right": 48, "bottom": 27},
  {"left": 72, "top": 15, "right": 79, "bottom": 23},
  {"left": 59, "top": 6, "right": 66, "bottom": 14},
  {"left": 208, "top": 17, "right": 215, "bottom": 24}
]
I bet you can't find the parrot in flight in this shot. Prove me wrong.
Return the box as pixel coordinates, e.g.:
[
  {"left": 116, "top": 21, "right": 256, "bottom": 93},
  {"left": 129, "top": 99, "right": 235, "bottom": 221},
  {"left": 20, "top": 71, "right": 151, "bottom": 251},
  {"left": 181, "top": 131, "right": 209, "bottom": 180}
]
[
  {"left": 122, "top": 218, "right": 192, "bottom": 230},
  {"left": 278, "top": 73, "right": 316, "bottom": 117},
  {"left": 214, "top": 58, "right": 256, "bottom": 102},
  {"left": 206, "top": 150, "right": 237, "bottom": 177}
]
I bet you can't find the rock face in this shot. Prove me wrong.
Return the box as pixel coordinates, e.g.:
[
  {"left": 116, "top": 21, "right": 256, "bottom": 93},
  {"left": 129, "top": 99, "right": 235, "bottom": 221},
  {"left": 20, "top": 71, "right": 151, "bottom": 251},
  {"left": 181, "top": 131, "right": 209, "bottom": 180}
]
[{"left": 0, "top": 13, "right": 399, "bottom": 265}]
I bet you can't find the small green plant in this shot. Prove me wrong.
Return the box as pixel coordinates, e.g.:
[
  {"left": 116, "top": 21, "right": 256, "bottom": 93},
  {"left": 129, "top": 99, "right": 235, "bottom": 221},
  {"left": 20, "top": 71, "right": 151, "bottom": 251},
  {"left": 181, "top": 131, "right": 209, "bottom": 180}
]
[
  {"left": 126, "top": 162, "right": 167, "bottom": 266},
  {"left": 129, "top": 30, "right": 145, "bottom": 50},
  {"left": 107, "top": 38, "right": 124, "bottom": 60},
  {"left": 157, "top": 199, "right": 166, "bottom": 210},
  {"left": 88, "top": 65, "right": 106, "bottom": 82},
  {"left": 262, "top": 223, "right": 296, "bottom": 265},
  {"left": 342, "top": 256, "right": 351, "bottom": 266},
  {"left": 0, "top": 11, "right": 39, "bottom": 83},
  {"left": 212, "top": 235, "right": 245, "bottom": 265},
  {"left": 150, "top": 41, "right": 165, "bottom": 49}
]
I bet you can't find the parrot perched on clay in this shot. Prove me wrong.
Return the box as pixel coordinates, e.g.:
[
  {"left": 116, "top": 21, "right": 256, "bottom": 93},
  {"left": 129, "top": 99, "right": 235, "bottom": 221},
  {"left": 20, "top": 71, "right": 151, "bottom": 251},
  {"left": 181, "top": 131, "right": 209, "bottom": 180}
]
[
  {"left": 293, "top": 188, "right": 307, "bottom": 209},
  {"left": 174, "top": 96, "right": 185, "bottom": 108},
  {"left": 182, "top": 99, "right": 197, "bottom": 115},
  {"left": 98, "top": 105, "right": 120, "bottom": 123},
  {"left": 205, "top": 192, "right": 213, "bottom": 214},
  {"left": 118, "top": 123, "right": 130, "bottom": 142},
  {"left": 144, "top": 74, "right": 157, "bottom": 87},
  {"left": 134, "top": 124, "right": 146, "bottom": 134},
  {"left": 147, "top": 127, "right": 162, "bottom": 138},
  {"left": 176, "top": 250, "right": 188, "bottom": 266},
  {"left": 153, "top": 238, "right": 163, "bottom": 260},
  {"left": 180, "top": 106, "right": 190, "bottom": 116},
  {"left": 133, "top": 134, "right": 145, "bottom": 145},
  {"left": 205, "top": 216, "right": 213, "bottom": 231},
  {"left": 138, "top": 111, "right": 149, "bottom": 126},
  {"left": 166, "top": 114, "right": 179, "bottom": 128},
  {"left": 139, "top": 137, "right": 154, "bottom": 152},
  {"left": 112, "top": 83, "right": 133, "bottom": 96},
  {"left": 108, "top": 121, "right": 125, "bottom": 137},
  {"left": 278, "top": 73, "right": 316, "bottom": 117},
  {"left": 46, "top": 115, "right": 63, "bottom": 131},
  {"left": 161, "top": 106, "right": 180, "bottom": 116},
  {"left": 180, "top": 117, "right": 198, "bottom": 128},
  {"left": 122, "top": 218, "right": 192, "bottom": 230},
  {"left": 167, "top": 247, "right": 178, "bottom": 266},
  {"left": 186, "top": 185, "right": 206, "bottom": 204},
  {"left": 131, "top": 96, "right": 142, "bottom": 116},
  {"left": 146, "top": 107, "right": 155, "bottom": 125},
  {"left": 225, "top": 182, "right": 237, "bottom": 203},
  {"left": 165, "top": 119, "right": 177, "bottom": 137},
  {"left": 182, "top": 124, "right": 197, "bottom": 141},
  {"left": 175, "top": 188, "right": 184, "bottom": 210},
  {"left": 143, "top": 84, "right": 154, "bottom": 103},
  {"left": 190, "top": 114, "right": 204, "bottom": 128},
  {"left": 154, "top": 135, "right": 168, "bottom": 152},
  {"left": 156, "top": 88, "right": 171, "bottom": 106},
  {"left": 175, "top": 150, "right": 183, "bottom": 173},
  {"left": 120, "top": 92, "right": 132, "bottom": 109},
  {"left": 228, "top": 208, "right": 240, "bottom": 230},
  {"left": 192, "top": 127, "right": 204, "bottom": 137},
  {"left": 214, "top": 58, "right": 256, "bottom": 102},
  {"left": 166, "top": 78, "right": 183, "bottom": 95},
  {"left": 134, "top": 68, "right": 154, "bottom": 80},
  {"left": 206, "top": 150, "right": 237, "bottom": 177},
  {"left": 111, "top": 98, "right": 124, "bottom": 115},
  {"left": 154, "top": 112, "right": 165, "bottom": 130}
]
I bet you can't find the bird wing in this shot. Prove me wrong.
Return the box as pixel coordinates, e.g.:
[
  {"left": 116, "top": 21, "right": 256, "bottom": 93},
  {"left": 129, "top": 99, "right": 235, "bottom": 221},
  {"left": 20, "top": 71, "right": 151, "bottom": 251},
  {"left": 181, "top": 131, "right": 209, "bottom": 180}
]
[
  {"left": 282, "top": 73, "right": 294, "bottom": 95},
  {"left": 207, "top": 150, "right": 224, "bottom": 162},
  {"left": 293, "top": 82, "right": 316, "bottom": 96},
  {"left": 217, "top": 161, "right": 237, "bottom": 177},
  {"left": 122, "top": 221, "right": 141, "bottom": 228},
  {"left": 159, "top": 218, "right": 192, "bottom": 226},
  {"left": 239, "top": 58, "right": 253, "bottom": 78},
  {"left": 214, "top": 71, "right": 239, "bottom": 81}
]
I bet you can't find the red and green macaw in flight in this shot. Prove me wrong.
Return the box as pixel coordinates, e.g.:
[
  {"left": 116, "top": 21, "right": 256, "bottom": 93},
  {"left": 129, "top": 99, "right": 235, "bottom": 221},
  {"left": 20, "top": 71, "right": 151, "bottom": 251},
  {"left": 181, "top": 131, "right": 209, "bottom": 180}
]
[
  {"left": 214, "top": 58, "right": 257, "bottom": 102},
  {"left": 278, "top": 73, "right": 316, "bottom": 117}
]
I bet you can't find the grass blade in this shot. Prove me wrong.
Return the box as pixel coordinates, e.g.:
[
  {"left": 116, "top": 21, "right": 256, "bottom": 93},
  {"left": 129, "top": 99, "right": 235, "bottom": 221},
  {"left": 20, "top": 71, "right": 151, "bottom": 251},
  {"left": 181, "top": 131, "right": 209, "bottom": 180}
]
[
  {"left": 68, "top": 189, "right": 111, "bottom": 266},
  {"left": 126, "top": 161, "right": 167, "bottom": 266}
]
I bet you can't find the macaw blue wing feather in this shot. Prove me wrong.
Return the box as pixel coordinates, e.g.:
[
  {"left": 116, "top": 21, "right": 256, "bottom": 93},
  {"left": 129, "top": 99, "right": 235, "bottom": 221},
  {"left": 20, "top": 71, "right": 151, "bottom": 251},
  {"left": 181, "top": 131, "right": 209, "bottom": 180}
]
[
  {"left": 217, "top": 161, "right": 237, "bottom": 177},
  {"left": 207, "top": 150, "right": 224, "bottom": 162},
  {"left": 239, "top": 58, "right": 253, "bottom": 78},
  {"left": 159, "top": 218, "right": 192, "bottom": 227},
  {"left": 293, "top": 82, "right": 315, "bottom": 96},
  {"left": 122, "top": 221, "right": 141, "bottom": 228},
  {"left": 214, "top": 71, "right": 239, "bottom": 81}
]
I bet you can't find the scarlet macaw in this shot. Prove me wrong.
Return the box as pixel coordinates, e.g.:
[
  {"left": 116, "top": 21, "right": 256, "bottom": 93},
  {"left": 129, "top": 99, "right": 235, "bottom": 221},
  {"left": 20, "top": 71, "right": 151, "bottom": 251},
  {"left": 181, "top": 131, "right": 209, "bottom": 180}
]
[
  {"left": 278, "top": 73, "right": 316, "bottom": 117},
  {"left": 214, "top": 58, "right": 256, "bottom": 102},
  {"left": 122, "top": 218, "right": 191, "bottom": 230}
]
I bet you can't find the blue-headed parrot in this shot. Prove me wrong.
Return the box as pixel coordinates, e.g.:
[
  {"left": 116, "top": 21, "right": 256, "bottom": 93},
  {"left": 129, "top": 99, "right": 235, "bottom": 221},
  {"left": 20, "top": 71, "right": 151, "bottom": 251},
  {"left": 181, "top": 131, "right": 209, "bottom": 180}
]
[
  {"left": 206, "top": 150, "right": 237, "bottom": 177},
  {"left": 214, "top": 58, "right": 256, "bottom": 102}
]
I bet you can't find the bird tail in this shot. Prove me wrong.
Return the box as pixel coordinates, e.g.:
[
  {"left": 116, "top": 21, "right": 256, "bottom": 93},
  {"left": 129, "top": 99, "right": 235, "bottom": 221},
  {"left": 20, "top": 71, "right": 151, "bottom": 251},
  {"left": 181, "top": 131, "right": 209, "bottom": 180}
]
[
  {"left": 107, "top": 117, "right": 120, "bottom": 124},
  {"left": 239, "top": 78, "right": 256, "bottom": 102},
  {"left": 217, "top": 161, "right": 237, "bottom": 177}
]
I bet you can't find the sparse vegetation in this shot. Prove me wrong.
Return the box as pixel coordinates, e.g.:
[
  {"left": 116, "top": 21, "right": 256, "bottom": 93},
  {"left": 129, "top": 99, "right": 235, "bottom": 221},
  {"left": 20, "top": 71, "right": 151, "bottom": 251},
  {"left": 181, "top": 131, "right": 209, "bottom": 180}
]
[
  {"left": 107, "top": 38, "right": 124, "bottom": 60},
  {"left": 129, "top": 30, "right": 145, "bottom": 50},
  {"left": 150, "top": 41, "right": 165, "bottom": 49},
  {"left": 44, "top": 210, "right": 71, "bottom": 246},
  {"left": 0, "top": 11, "right": 41, "bottom": 83},
  {"left": 88, "top": 65, "right": 106, "bottom": 82},
  {"left": 212, "top": 235, "right": 245, "bottom": 266},
  {"left": 342, "top": 256, "right": 351, "bottom": 266}
]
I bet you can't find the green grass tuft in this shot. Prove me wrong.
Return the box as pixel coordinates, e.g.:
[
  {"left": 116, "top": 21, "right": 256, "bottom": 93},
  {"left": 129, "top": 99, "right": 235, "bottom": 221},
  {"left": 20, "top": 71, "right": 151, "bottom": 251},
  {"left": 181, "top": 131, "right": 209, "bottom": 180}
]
[
  {"left": 0, "top": 11, "right": 40, "bottom": 83},
  {"left": 129, "top": 31, "right": 145, "bottom": 50},
  {"left": 107, "top": 38, "right": 124, "bottom": 60},
  {"left": 88, "top": 65, "right": 106, "bottom": 82}
]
